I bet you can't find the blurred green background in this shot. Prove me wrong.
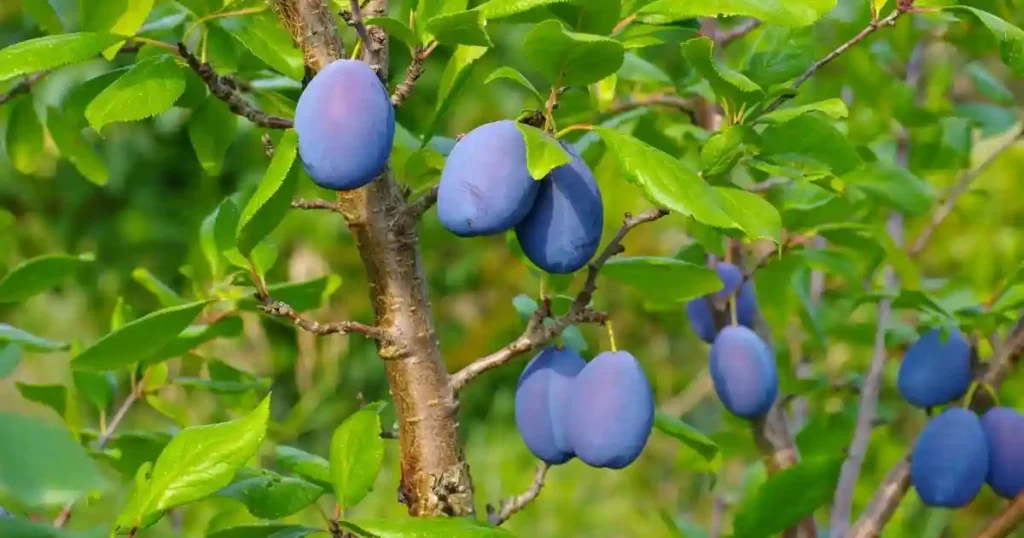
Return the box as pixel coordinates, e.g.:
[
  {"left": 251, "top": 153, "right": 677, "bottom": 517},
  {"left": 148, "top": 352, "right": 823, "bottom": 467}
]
[{"left": 2, "top": 0, "right": 1024, "bottom": 536}]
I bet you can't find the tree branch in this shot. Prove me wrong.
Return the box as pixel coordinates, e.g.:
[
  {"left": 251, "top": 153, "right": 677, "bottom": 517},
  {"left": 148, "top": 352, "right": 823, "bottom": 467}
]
[
  {"left": 607, "top": 94, "right": 699, "bottom": 124},
  {"left": 258, "top": 296, "right": 389, "bottom": 341},
  {"left": 974, "top": 490, "right": 1024, "bottom": 538},
  {"left": 391, "top": 43, "right": 436, "bottom": 107},
  {"left": 909, "top": 126, "right": 1022, "bottom": 257},
  {"left": 449, "top": 208, "right": 668, "bottom": 392},
  {"left": 405, "top": 185, "right": 439, "bottom": 221},
  {"left": 0, "top": 72, "right": 47, "bottom": 106},
  {"left": 486, "top": 462, "right": 550, "bottom": 526},
  {"left": 715, "top": 19, "right": 762, "bottom": 46},
  {"left": 292, "top": 197, "right": 340, "bottom": 211},
  {"left": 177, "top": 42, "right": 294, "bottom": 129},
  {"left": 347, "top": 0, "right": 375, "bottom": 54},
  {"left": 764, "top": 5, "right": 909, "bottom": 113},
  {"left": 849, "top": 316, "right": 1024, "bottom": 538}
]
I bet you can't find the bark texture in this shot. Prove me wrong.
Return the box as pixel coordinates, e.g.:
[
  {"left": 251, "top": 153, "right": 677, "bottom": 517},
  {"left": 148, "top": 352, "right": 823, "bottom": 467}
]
[{"left": 268, "top": 0, "right": 475, "bottom": 517}]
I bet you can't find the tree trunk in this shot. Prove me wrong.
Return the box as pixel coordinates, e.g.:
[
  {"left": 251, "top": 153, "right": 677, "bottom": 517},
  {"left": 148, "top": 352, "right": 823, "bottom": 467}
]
[{"left": 268, "top": 0, "right": 475, "bottom": 517}]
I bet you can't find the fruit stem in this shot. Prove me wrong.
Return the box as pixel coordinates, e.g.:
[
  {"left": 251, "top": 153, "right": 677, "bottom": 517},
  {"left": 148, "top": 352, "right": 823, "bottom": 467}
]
[
  {"left": 605, "top": 320, "right": 618, "bottom": 352},
  {"left": 729, "top": 294, "right": 738, "bottom": 326},
  {"left": 350, "top": 39, "right": 364, "bottom": 60}
]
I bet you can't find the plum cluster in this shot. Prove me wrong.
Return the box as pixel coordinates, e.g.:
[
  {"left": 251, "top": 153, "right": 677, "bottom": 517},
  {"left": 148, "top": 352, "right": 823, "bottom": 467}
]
[
  {"left": 900, "top": 329, "right": 1024, "bottom": 506},
  {"left": 295, "top": 60, "right": 396, "bottom": 191},
  {"left": 687, "top": 264, "right": 778, "bottom": 420},
  {"left": 514, "top": 346, "right": 655, "bottom": 469},
  {"left": 437, "top": 120, "right": 604, "bottom": 274}
]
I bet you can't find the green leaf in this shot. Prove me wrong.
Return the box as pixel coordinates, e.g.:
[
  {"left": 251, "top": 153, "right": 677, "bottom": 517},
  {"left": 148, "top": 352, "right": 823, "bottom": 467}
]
[
  {"left": 842, "top": 162, "right": 933, "bottom": 216},
  {"left": 965, "top": 62, "right": 1014, "bottom": 106},
  {"left": 618, "top": 52, "right": 672, "bottom": 84},
  {"left": 275, "top": 445, "right": 333, "bottom": 490},
  {"left": 0, "top": 324, "right": 69, "bottom": 353},
  {"left": 5, "top": 96, "right": 45, "bottom": 175},
  {"left": 514, "top": 124, "right": 572, "bottom": 180},
  {"left": 425, "top": 10, "right": 493, "bottom": 47},
  {"left": 80, "top": 0, "right": 155, "bottom": 59},
  {"left": 123, "top": 394, "right": 271, "bottom": 523},
  {"left": 0, "top": 412, "right": 108, "bottom": 507},
  {"left": 46, "top": 107, "right": 109, "bottom": 185},
  {"left": 602, "top": 257, "right": 722, "bottom": 305},
  {"left": 73, "top": 370, "right": 116, "bottom": 411},
  {"left": 477, "top": 0, "right": 572, "bottom": 18},
  {"left": 85, "top": 55, "right": 187, "bottom": 133},
  {"left": 423, "top": 45, "right": 489, "bottom": 146},
  {"left": 339, "top": 517, "right": 515, "bottom": 538},
  {"left": 0, "top": 344, "right": 22, "bottom": 378},
  {"left": 220, "top": 13, "right": 305, "bottom": 80},
  {"left": 712, "top": 187, "right": 781, "bottom": 243},
  {"left": 415, "top": 0, "right": 469, "bottom": 41},
  {"left": 523, "top": 19, "right": 625, "bottom": 86},
  {"left": 0, "top": 517, "right": 106, "bottom": 537},
  {"left": 0, "top": 253, "right": 93, "bottom": 304},
  {"left": 188, "top": 97, "right": 239, "bottom": 176},
  {"left": 0, "top": 33, "right": 123, "bottom": 81},
  {"left": 637, "top": 0, "right": 839, "bottom": 28},
  {"left": 872, "top": 0, "right": 891, "bottom": 17},
  {"left": 364, "top": 17, "right": 419, "bottom": 51},
  {"left": 700, "top": 125, "right": 758, "bottom": 176},
  {"left": 756, "top": 98, "right": 848, "bottom": 124},
  {"left": 72, "top": 301, "right": 211, "bottom": 371},
  {"left": 743, "top": 26, "right": 814, "bottom": 88},
  {"left": 24, "top": 0, "right": 65, "bottom": 34},
  {"left": 15, "top": 383, "right": 71, "bottom": 421},
  {"left": 653, "top": 410, "right": 721, "bottom": 469},
  {"left": 148, "top": 316, "right": 244, "bottom": 365},
  {"left": 330, "top": 404, "right": 385, "bottom": 510},
  {"left": 237, "top": 130, "right": 300, "bottom": 257},
  {"left": 218, "top": 468, "right": 324, "bottom": 519},
  {"left": 732, "top": 456, "right": 844, "bottom": 537},
  {"left": 200, "top": 197, "right": 242, "bottom": 279},
  {"left": 483, "top": 66, "right": 543, "bottom": 102},
  {"left": 759, "top": 113, "right": 862, "bottom": 175},
  {"left": 239, "top": 275, "right": 342, "bottom": 312},
  {"left": 175, "top": 376, "right": 270, "bottom": 394},
  {"left": 131, "top": 267, "right": 183, "bottom": 307},
  {"left": 596, "top": 127, "right": 735, "bottom": 229},
  {"left": 946, "top": 6, "right": 1024, "bottom": 76},
  {"left": 207, "top": 525, "right": 325, "bottom": 538},
  {"left": 681, "top": 37, "right": 763, "bottom": 106}
]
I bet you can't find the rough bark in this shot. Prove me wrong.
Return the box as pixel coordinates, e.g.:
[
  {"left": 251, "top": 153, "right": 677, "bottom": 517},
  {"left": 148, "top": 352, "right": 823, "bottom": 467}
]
[{"left": 268, "top": 0, "right": 474, "bottom": 517}]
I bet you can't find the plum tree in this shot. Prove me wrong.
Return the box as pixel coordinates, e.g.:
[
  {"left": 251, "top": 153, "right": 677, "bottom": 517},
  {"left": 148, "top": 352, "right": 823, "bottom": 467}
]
[
  {"left": 980, "top": 406, "right": 1024, "bottom": 498},
  {"left": 514, "top": 346, "right": 587, "bottom": 465},
  {"left": 437, "top": 120, "right": 540, "bottom": 237},
  {"left": 897, "top": 328, "right": 972, "bottom": 408},
  {"left": 294, "top": 59, "right": 395, "bottom": 191},
  {"left": 685, "top": 262, "right": 758, "bottom": 343},
  {"left": 910, "top": 408, "right": 989, "bottom": 507},
  {"left": 708, "top": 325, "right": 778, "bottom": 420},
  {"left": 564, "top": 350, "right": 654, "bottom": 469},
  {"left": 514, "top": 144, "right": 603, "bottom": 274}
]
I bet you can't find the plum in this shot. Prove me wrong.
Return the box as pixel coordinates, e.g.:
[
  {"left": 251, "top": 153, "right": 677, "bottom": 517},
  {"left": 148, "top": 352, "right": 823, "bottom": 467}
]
[
  {"left": 565, "top": 350, "right": 654, "bottom": 469},
  {"left": 708, "top": 325, "right": 778, "bottom": 420},
  {"left": 514, "top": 143, "right": 603, "bottom": 274},
  {"left": 514, "top": 346, "right": 586, "bottom": 464},
  {"left": 437, "top": 120, "right": 540, "bottom": 237},
  {"left": 897, "top": 328, "right": 972, "bottom": 408},
  {"left": 981, "top": 406, "right": 1024, "bottom": 498},
  {"left": 910, "top": 407, "right": 989, "bottom": 507},
  {"left": 686, "top": 262, "right": 758, "bottom": 343},
  {"left": 294, "top": 59, "right": 395, "bottom": 191}
]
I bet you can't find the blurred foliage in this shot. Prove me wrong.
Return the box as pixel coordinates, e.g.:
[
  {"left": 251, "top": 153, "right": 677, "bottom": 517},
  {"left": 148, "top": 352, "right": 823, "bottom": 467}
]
[{"left": 0, "top": 0, "right": 1023, "bottom": 537}]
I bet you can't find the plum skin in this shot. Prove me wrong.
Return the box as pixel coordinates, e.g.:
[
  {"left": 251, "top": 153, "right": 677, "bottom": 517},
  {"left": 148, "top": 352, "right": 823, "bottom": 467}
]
[
  {"left": 514, "top": 143, "right": 603, "bottom": 274},
  {"left": 564, "top": 350, "right": 655, "bottom": 469},
  {"left": 981, "top": 406, "right": 1024, "bottom": 498},
  {"left": 437, "top": 120, "right": 540, "bottom": 237},
  {"left": 514, "top": 346, "right": 586, "bottom": 465},
  {"left": 708, "top": 325, "right": 778, "bottom": 420},
  {"left": 686, "top": 262, "right": 758, "bottom": 343},
  {"left": 910, "top": 407, "right": 989, "bottom": 507},
  {"left": 897, "top": 328, "right": 972, "bottom": 408},
  {"left": 294, "top": 59, "right": 395, "bottom": 191}
]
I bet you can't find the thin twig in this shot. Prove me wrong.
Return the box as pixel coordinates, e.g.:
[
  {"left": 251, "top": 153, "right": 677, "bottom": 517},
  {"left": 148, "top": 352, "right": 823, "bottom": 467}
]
[
  {"left": 0, "top": 72, "right": 47, "bottom": 106},
  {"left": 486, "top": 462, "right": 550, "bottom": 526},
  {"left": 716, "top": 19, "right": 762, "bottom": 46},
  {"left": 177, "top": 42, "right": 294, "bottom": 129},
  {"left": 909, "top": 127, "right": 1023, "bottom": 257},
  {"left": 54, "top": 388, "right": 142, "bottom": 527},
  {"left": 849, "top": 316, "right": 1024, "bottom": 538},
  {"left": 258, "top": 297, "right": 389, "bottom": 342},
  {"left": 607, "top": 94, "right": 699, "bottom": 125},
  {"left": 450, "top": 208, "right": 668, "bottom": 391},
  {"left": 347, "top": 0, "right": 375, "bottom": 55},
  {"left": 709, "top": 497, "right": 728, "bottom": 538},
  {"left": 764, "top": 5, "right": 909, "bottom": 113},
  {"left": 974, "top": 490, "right": 1024, "bottom": 538},
  {"left": 391, "top": 43, "right": 436, "bottom": 107},
  {"left": 405, "top": 185, "right": 439, "bottom": 221},
  {"left": 292, "top": 198, "right": 340, "bottom": 211}
]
